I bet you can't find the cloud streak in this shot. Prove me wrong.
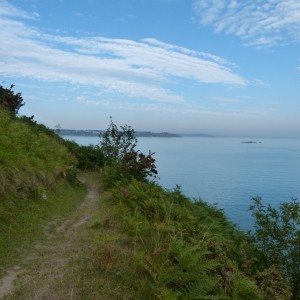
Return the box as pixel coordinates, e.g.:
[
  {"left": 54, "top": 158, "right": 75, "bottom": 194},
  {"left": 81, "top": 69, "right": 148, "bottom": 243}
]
[
  {"left": 193, "top": 0, "right": 300, "bottom": 48},
  {"left": 0, "top": 0, "right": 246, "bottom": 105},
  {"left": 0, "top": 0, "right": 38, "bottom": 19},
  {"left": 77, "top": 95, "right": 264, "bottom": 118}
]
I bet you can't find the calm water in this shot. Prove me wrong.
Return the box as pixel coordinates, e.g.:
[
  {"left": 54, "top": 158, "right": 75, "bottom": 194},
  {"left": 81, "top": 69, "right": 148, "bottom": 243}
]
[{"left": 64, "top": 135, "right": 300, "bottom": 231}]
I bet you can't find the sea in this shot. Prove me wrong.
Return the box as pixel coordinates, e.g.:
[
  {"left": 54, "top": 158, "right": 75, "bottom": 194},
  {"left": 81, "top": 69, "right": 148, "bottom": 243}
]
[{"left": 64, "top": 135, "right": 300, "bottom": 231}]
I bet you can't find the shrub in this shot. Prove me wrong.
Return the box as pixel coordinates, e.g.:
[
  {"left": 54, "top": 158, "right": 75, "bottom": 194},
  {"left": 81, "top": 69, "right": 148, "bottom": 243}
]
[
  {"left": 0, "top": 84, "right": 24, "bottom": 116},
  {"left": 249, "top": 197, "right": 300, "bottom": 299},
  {"left": 231, "top": 276, "right": 263, "bottom": 300},
  {"left": 100, "top": 117, "right": 157, "bottom": 181},
  {"left": 63, "top": 140, "right": 104, "bottom": 171},
  {"left": 255, "top": 266, "right": 292, "bottom": 299}
]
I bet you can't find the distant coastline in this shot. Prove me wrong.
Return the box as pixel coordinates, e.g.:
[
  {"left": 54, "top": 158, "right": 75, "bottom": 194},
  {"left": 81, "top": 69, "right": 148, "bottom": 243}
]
[{"left": 57, "top": 129, "right": 214, "bottom": 138}]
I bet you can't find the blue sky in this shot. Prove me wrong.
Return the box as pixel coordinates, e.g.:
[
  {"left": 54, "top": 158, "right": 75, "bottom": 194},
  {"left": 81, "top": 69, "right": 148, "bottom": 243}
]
[{"left": 0, "top": 0, "right": 299, "bottom": 137}]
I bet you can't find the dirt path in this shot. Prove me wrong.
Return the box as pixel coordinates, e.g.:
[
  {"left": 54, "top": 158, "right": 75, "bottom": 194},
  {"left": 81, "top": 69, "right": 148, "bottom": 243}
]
[{"left": 0, "top": 173, "right": 103, "bottom": 300}]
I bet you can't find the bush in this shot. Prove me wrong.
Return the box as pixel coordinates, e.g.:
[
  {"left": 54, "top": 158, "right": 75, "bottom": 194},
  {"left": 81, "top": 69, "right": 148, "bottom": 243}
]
[
  {"left": 100, "top": 116, "right": 136, "bottom": 163},
  {"left": 100, "top": 117, "right": 157, "bottom": 181},
  {"left": 249, "top": 197, "right": 300, "bottom": 299},
  {"left": 63, "top": 140, "right": 104, "bottom": 171},
  {"left": 0, "top": 84, "right": 24, "bottom": 116},
  {"left": 255, "top": 266, "right": 292, "bottom": 299},
  {"left": 231, "top": 276, "right": 263, "bottom": 300}
]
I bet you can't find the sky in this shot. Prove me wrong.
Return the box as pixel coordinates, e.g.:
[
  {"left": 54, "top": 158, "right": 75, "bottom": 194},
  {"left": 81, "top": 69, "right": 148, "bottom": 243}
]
[{"left": 0, "top": 0, "right": 299, "bottom": 137}]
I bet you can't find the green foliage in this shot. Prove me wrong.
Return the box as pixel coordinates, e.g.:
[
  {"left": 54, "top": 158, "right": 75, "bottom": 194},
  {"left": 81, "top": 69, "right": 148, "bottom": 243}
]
[
  {"left": 100, "top": 116, "right": 136, "bottom": 162},
  {"left": 63, "top": 140, "right": 104, "bottom": 171},
  {"left": 83, "top": 119, "right": 295, "bottom": 299},
  {"left": 77, "top": 145, "right": 104, "bottom": 170},
  {"left": 121, "top": 147, "right": 157, "bottom": 181},
  {"left": 0, "top": 84, "right": 25, "bottom": 116},
  {"left": 18, "top": 114, "right": 37, "bottom": 125},
  {"left": 231, "top": 276, "right": 263, "bottom": 300},
  {"left": 249, "top": 197, "right": 300, "bottom": 298},
  {"left": 100, "top": 117, "right": 157, "bottom": 181},
  {"left": 0, "top": 109, "right": 76, "bottom": 208},
  {"left": 0, "top": 107, "right": 88, "bottom": 273},
  {"left": 101, "top": 163, "right": 127, "bottom": 189},
  {"left": 0, "top": 181, "right": 86, "bottom": 272},
  {"left": 101, "top": 177, "right": 265, "bottom": 299},
  {"left": 255, "top": 266, "right": 292, "bottom": 299}
]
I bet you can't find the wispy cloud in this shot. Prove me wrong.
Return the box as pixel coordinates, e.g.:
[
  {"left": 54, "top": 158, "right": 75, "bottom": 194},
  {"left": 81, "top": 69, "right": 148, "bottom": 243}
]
[
  {"left": 207, "top": 96, "right": 244, "bottom": 103},
  {"left": 193, "top": 0, "right": 300, "bottom": 48},
  {"left": 0, "top": 1, "right": 247, "bottom": 105},
  {"left": 141, "top": 38, "right": 237, "bottom": 67},
  {"left": 0, "top": 0, "right": 38, "bottom": 19},
  {"left": 253, "top": 79, "right": 270, "bottom": 87},
  {"left": 77, "top": 95, "right": 262, "bottom": 117}
]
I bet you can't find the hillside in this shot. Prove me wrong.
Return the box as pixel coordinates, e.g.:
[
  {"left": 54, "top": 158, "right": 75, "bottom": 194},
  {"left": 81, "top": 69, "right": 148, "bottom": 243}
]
[{"left": 0, "top": 109, "right": 86, "bottom": 273}]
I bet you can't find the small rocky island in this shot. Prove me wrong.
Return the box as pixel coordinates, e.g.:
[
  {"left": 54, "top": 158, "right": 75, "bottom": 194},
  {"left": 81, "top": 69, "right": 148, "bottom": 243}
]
[{"left": 241, "top": 141, "right": 261, "bottom": 144}]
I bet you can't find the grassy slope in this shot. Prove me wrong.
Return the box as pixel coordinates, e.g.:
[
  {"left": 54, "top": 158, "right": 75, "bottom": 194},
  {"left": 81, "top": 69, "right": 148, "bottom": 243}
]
[
  {"left": 0, "top": 110, "right": 86, "bottom": 274},
  {"left": 87, "top": 169, "right": 291, "bottom": 299},
  {"left": 0, "top": 110, "right": 74, "bottom": 198},
  {"left": 100, "top": 179, "right": 263, "bottom": 299}
]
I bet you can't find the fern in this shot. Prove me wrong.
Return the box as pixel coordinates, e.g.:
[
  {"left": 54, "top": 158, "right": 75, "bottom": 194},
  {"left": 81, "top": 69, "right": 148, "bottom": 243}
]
[
  {"left": 103, "top": 169, "right": 272, "bottom": 298},
  {"left": 184, "top": 280, "right": 224, "bottom": 299},
  {"left": 231, "top": 276, "right": 263, "bottom": 300}
]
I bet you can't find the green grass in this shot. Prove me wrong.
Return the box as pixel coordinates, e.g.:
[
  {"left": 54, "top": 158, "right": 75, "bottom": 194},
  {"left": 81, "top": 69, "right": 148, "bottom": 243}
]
[
  {"left": 3, "top": 173, "right": 137, "bottom": 300},
  {"left": 0, "top": 109, "right": 76, "bottom": 202},
  {"left": 0, "top": 109, "right": 86, "bottom": 275},
  {"left": 0, "top": 181, "right": 86, "bottom": 275}
]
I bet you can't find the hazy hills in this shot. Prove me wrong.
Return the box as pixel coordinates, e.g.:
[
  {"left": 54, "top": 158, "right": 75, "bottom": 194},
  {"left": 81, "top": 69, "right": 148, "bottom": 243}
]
[{"left": 57, "top": 129, "right": 214, "bottom": 138}]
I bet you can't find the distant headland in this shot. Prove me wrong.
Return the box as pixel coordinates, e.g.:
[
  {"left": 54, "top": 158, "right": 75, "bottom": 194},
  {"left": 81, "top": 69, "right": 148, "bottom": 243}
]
[{"left": 57, "top": 129, "right": 215, "bottom": 138}]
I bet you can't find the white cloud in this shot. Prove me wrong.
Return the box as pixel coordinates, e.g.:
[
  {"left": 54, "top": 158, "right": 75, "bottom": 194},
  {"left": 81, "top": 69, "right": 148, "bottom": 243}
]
[
  {"left": 141, "top": 38, "right": 236, "bottom": 67},
  {"left": 77, "top": 95, "right": 260, "bottom": 117},
  {"left": 0, "top": 1, "right": 246, "bottom": 105},
  {"left": 0, "top": 0, "right": 38, "bottom": 19},
  {"left": 193, "top": 0, "right": 300, "bottom": 48},
  {"left": 253, "top": 79, "right": 270, "bottom": 87},
  {"left": 44, "top": 35, "right": 246, "bottom": 85},
  {"left": 207, "top": 96, "right": 244, "bottom": 103}
]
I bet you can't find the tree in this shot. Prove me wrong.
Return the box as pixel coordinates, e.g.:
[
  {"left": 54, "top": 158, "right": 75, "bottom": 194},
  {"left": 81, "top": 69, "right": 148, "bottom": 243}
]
[
  {"left": 0, "top": 84, "right": 25, "bottom": 116},
  {"left": 99, "top": 117, "right": 157, "bottom": 181},
  {"left": 249, "top": 197, "right": 300, "bottom": 299},
  {"left": 100, "top": 116, "right": 137, "bottom": 163}
]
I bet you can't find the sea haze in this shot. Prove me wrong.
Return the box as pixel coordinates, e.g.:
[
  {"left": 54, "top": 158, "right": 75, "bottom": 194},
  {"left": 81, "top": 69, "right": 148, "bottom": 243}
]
[{"left": 64, "top": 135, "right": 300, "bottom": 231}]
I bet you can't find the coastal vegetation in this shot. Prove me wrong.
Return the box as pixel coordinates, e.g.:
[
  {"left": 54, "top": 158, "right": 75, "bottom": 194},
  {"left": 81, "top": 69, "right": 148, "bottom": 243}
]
[
  {"left": 96, "top": 119, "right": 296, "bottom": 299},
  {"left": 249, "top": 197, "right": 300, "bottom": 298},
  {"left": 0, "top": 85, "right": 299, "bottom": 299},
  {"left": 0, "top": 107, "right": 85, "bottom": 272}
]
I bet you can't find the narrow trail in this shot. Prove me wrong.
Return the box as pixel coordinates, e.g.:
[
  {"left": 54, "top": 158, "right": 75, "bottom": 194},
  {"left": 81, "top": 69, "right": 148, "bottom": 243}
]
[{"left": 0, "top": 173, "right": 102, "bottom": 300}]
